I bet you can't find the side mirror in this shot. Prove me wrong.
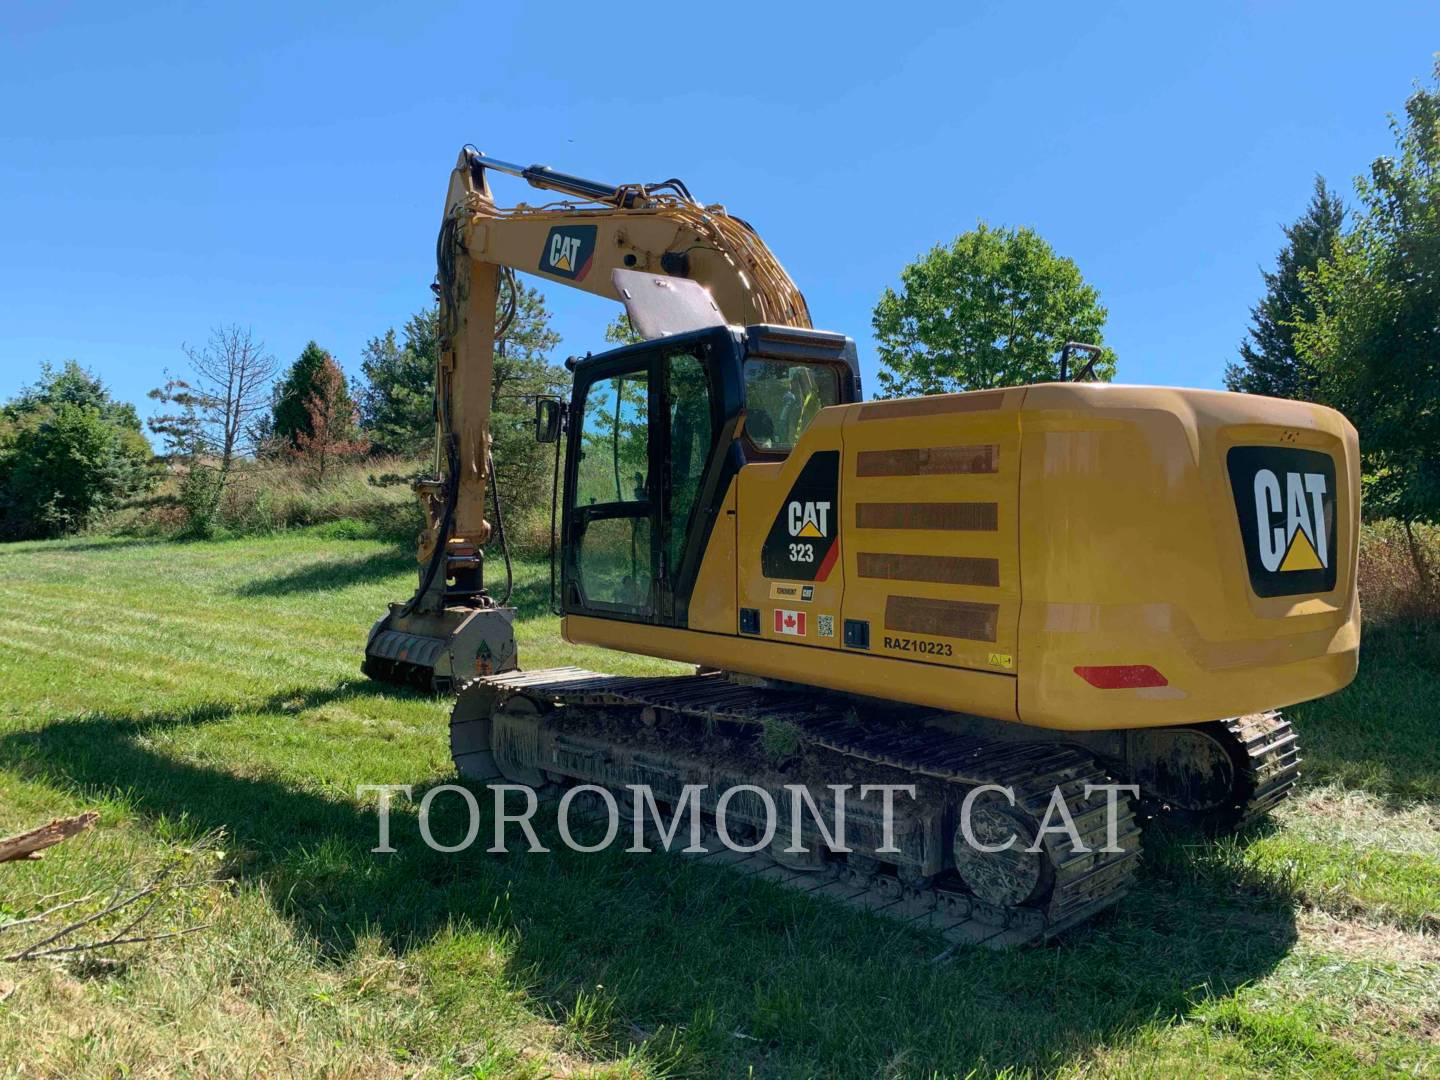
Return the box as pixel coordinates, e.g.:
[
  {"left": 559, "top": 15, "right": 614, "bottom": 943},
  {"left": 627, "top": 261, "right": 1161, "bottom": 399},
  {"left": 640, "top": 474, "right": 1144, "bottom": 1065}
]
[{"left": 535, "top": 397, "right": 563, "bottom": 444}]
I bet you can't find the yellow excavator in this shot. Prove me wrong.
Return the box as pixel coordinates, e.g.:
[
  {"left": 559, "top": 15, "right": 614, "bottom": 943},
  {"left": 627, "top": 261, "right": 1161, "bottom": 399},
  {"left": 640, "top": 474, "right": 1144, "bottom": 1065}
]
[{"left": 364, "top": 148, "right": 1360, "bottom": 944}]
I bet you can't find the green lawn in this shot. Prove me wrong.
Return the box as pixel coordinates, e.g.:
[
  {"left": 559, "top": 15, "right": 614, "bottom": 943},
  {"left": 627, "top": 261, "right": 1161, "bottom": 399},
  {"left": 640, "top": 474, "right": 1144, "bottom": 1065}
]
[{"left": 0, "top": 532, "right": 1436, "bottom": 1078}]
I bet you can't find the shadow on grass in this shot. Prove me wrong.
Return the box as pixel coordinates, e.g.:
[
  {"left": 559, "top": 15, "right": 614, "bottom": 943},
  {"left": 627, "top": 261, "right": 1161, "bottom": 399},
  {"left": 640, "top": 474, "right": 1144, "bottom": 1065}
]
[
  {"left": 0, "top": 680, "right": 1303, "bottom": 1076},
  {"left": 235, "top": 549, "right": 414, "bottom": 596},
  {"left": 234, "top": 548, "right": 558, "bottom": 620}
]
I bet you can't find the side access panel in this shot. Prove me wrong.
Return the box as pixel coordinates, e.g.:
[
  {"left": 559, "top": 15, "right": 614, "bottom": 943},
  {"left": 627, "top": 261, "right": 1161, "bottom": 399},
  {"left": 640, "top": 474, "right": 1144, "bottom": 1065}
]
[{"left": 839, "top": 389, "right": 1023, "bottom": 678}]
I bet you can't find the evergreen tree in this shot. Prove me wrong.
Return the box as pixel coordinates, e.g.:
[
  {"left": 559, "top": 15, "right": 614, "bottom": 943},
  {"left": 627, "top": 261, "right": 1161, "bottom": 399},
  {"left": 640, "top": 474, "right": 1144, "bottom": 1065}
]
[
  {"left": 357, "top": 313, "right": 437, "bottom": 457},
  {"left": 289, "top": 354, "right": 368, "bottom": 485},
  {"left": 273, "top": 342, "right": 354, "bottom": 448},
  {"left": 0, "top": 362, "right": 157, "bottom": 539},
  {"left": 357, "top": 280, "right": 568, "bottom": 512},
  {"left": 3, "top": 360, "right": 143, "bottom": 429},
  {"left": 1225, "top": 178, "right": 1346, "bottom": 399},
  {"left": 490, "top": 280, "right": 567, "bottom": 509}
]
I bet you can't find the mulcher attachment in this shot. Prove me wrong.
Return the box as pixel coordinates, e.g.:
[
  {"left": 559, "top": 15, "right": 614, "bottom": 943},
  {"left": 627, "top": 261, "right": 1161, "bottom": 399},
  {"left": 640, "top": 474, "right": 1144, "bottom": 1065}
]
[{"left": 362, "top": 603, "right": 518, "bottom": 694}]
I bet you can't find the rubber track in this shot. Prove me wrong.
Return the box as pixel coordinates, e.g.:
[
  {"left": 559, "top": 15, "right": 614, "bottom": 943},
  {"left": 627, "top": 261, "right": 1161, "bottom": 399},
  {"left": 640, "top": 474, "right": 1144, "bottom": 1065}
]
[
  {"left": 1219, "top": 711, "right": 1302, "bottom": 828},
  {"left": 477, "top": 667, "right": 1143, "bottom": 947}
]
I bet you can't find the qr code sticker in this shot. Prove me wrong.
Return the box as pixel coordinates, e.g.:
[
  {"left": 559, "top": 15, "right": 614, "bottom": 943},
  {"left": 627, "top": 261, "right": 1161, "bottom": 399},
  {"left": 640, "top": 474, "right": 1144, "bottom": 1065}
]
[{"left": 817, "top": 614, "right": 835, "bottom": 638}]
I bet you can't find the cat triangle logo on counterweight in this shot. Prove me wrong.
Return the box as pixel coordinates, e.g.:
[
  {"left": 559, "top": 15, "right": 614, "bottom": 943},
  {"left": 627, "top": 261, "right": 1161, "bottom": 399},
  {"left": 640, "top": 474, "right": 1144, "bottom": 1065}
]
[{"left": 1278, "top": 527, "right": 1324, "bottom": 572}]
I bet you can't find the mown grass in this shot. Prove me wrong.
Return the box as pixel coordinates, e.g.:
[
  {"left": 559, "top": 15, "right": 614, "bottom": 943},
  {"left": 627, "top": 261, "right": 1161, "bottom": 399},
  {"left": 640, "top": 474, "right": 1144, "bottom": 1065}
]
[{"left": 0, "top": 532, "right": 1436, "bottom": 1078}]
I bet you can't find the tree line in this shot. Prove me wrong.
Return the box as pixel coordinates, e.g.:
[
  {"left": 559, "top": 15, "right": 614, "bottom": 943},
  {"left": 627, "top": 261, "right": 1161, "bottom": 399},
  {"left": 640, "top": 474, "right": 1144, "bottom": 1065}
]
[
  {"left": 3, "top": 63, "right": 1437, "bottom": 546},
  {"left": 1221, "top": 63, "right": 1440, "bottom": 567},
  {"left": 0, "top": 277, "right": 567, "bottom": 541}
]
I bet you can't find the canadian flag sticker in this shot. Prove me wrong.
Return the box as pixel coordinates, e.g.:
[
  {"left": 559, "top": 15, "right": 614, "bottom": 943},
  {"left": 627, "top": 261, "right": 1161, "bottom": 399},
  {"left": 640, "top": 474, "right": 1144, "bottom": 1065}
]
[{"left": 774, "top": 608, "right": 807, "bottom": 636}]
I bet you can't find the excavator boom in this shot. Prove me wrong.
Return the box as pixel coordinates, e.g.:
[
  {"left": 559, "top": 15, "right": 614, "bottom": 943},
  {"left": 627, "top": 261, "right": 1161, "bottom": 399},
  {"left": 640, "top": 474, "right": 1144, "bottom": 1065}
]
[{"left": 363, "top": 148, "right": 811, "bottom": 690}]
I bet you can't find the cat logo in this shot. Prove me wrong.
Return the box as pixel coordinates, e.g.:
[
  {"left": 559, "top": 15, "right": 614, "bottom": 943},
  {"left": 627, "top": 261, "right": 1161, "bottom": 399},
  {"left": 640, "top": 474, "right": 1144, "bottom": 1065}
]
[
  {"left": 762, "top": 451, "right": 840, "bottom": 583},
  {"left": 538, "top": 225, "right": 596, "bottom": 282},
  {"left": 1254, "top": 469, "right": 1328, "bottom": 572},
  {"left": 1228, "top": 446, "right": 1338, "bottom": 598},
  {"left": 787, "top": 500, "right": 831, "bottom": 539}
]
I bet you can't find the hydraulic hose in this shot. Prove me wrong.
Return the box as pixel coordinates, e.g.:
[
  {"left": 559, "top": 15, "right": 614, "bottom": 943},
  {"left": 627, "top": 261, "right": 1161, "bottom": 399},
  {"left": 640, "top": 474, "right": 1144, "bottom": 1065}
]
[{"left": 486, "top": 450, "right": 514, "bottom": 606}]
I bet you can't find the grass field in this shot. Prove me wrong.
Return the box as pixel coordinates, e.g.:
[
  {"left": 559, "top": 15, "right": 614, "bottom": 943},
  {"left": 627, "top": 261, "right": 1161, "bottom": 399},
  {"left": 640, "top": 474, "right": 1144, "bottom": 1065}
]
[{"left": 0, "top": 532, "right": 1437, "bottom": 1078}]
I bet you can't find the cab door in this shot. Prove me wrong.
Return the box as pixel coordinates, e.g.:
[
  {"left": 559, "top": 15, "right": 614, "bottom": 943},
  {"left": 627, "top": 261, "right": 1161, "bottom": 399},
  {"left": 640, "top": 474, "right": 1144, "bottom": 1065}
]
[
  {"left": 563, "top": 331, "right": 733, "bottom": 627},
  {"left": 565, "top": 357, "right": 657, "bottom": 621}
]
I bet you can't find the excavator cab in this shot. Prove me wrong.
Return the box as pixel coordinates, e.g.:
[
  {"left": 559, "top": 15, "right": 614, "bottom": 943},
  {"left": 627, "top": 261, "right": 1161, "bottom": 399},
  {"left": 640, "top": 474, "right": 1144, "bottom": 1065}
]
[{"left": 557, "top": 324, "right": 860, "bottom": 630}]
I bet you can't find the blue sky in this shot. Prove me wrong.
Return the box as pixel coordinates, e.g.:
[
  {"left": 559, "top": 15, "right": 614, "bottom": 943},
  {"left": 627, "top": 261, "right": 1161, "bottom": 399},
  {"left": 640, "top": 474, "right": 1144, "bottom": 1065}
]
[{"left": 2, "top": 2, "right": 1437, "bottom": 430}]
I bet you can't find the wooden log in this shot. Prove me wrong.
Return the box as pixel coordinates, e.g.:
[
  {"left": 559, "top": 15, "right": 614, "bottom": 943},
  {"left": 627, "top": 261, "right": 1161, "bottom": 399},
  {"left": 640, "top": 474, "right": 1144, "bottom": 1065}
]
[{"left": 0, "top": 811, "right": 99, "bottom": 864}]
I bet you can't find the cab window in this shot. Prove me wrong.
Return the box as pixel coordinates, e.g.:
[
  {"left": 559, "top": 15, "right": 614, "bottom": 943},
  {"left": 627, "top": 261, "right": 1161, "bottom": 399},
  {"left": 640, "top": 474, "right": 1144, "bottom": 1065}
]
[
  {"left": 573, "top": 369, "right": 651, "bottom": 611},
  {"left": 576, "top": 371, "right": 649, "bottom": 508},
  {"left": 743, "top": 360, "right": 840, "bottom": 452}
]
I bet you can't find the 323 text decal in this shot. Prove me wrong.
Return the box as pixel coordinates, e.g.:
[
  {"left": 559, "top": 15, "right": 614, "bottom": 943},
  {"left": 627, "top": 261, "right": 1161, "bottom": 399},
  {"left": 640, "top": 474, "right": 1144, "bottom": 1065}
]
[{"left": 761, "top": 451, "right": 840, "bottom": 582}]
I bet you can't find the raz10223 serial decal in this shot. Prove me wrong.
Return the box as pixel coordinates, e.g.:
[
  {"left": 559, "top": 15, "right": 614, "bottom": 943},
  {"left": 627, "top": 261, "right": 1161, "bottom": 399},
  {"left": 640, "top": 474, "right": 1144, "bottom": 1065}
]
[{"left": 883, "top": 635, "right": 954, "bottom": 657}]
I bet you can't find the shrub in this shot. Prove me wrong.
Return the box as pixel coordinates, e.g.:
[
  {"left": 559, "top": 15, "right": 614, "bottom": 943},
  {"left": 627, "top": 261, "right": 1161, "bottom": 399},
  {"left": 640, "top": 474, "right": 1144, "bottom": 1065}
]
[
  {"left": 1358, "top": 520, "right": 1440, "bottom": 626},
  {"left": 0, "top": 363, "right": 157, "bottom": 540},
  {"left": 177, "top": 464, "right": 225, "bottom": 539},
  {"left": 105, "top": 455, "right": 427, "bottom": 544}
]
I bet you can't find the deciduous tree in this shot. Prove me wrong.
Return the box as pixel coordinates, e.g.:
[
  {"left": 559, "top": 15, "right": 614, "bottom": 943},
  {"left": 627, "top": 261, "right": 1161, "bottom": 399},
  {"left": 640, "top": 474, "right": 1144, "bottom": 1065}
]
[
  {"left": 148, "top": 325, "right": 278, "bottom": 534},
  {"left": 0, "top": 362, "right": 156, "bottom": 539},
  {"left": 1293, "top": 64, "right": 1440, "bottom": 577},
  {"left": 872, "top": 223, "right": 1115, "bottom": 396}
]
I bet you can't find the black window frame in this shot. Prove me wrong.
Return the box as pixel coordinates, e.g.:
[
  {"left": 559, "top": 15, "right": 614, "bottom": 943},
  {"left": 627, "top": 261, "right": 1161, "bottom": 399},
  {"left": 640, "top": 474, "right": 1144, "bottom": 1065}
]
[
  {"left": 561, "top": 324, "right": 862, "bottom": 627},
  {"left": 562, "top": 326, "right": 744, "bottom": 627}
]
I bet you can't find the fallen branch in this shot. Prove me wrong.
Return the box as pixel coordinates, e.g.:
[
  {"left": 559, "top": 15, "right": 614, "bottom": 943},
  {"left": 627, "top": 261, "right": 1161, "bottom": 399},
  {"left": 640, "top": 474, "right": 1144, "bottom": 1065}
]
[
  {"left": 0, "top": 897, "right": 88, "bottom": 934},
  {"left": 12, "top": 924, "right": 211, "bottom": 961},
  {"left": 0, "top": 811, "right": 99, "bottom": 864},
  {"left": 1, "top": 831, "right": 223, "bottom": 964}
]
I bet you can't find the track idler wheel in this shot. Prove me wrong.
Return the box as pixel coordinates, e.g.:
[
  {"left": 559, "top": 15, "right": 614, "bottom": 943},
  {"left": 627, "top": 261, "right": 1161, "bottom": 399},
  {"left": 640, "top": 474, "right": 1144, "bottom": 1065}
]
[
  {"left": 1127, "top": 726, "right": 1236, "bottom": 817},
  {"left": 950, "top": 804, "right": 1052, "bottom": 908},
  {"left": 1125, "top": 713, "right": 1302, "bottom": 831}
]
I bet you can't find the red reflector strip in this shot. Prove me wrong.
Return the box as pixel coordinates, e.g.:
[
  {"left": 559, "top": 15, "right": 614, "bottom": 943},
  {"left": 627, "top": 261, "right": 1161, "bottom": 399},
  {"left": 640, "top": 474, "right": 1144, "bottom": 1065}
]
[{"left": 1074, "top": 665, "right": 1169, "bottom": 689}]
